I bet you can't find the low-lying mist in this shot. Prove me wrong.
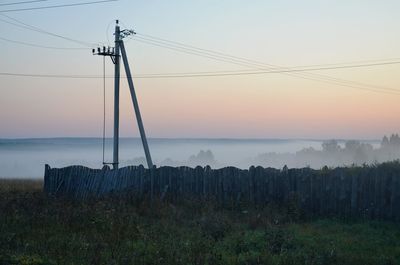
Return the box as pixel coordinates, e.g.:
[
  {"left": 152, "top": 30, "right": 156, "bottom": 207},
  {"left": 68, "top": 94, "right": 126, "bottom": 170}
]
[
  {"left": 130, "top": 134, "right": 400, "bottom": 169},
  {"left": 0, "top": 135, "right": 399, "bottom": 178}
]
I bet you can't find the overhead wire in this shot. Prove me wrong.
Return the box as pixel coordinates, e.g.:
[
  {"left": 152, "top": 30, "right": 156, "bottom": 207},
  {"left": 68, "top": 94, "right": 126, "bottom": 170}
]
[
  {"left": 133, "top": 33, "right": 400, "bottom": 94},
  {"left": 0, "top": 15, "right": 97, "bottom": 47},
  {"left": 131, "top": 37, "right": 400, "bottom": 94},
  {"left": 137, "top": 33, "right": 400, "bottom": 68},
  {"left": 0, "top": 0, "right": 48, "bottom": 7},
  {"left": 0, "top": 13, "right": 107, "bottom": 49},
  {"left": 133, "top": 34, "right": 400, "bottom": 92},
  {"left": 0, "top": 0, "right": 118, "bottom": 12},
  {"left": 0, "top": 60, "right": 399, "bottom": 78},
  {"left": 0, "top": 36, "right": 88, "bottom": 49},
  {"left": 0, "top": 16, "right": 399, "bottom": 95},
  {"left": 132, "top": 35, "right": 367, "bottom": 91},
  {"left": 1, "top": 63, "right": 400, "bottom": 95},
  {"left": 0, "top": 18, "right": 95, "bottom": 47},
  {"left": 132, "top": 37, "right": 261, "bottom": 69},
  {"left": 1, "top": 72, "right": 399, "bottom": 96}
]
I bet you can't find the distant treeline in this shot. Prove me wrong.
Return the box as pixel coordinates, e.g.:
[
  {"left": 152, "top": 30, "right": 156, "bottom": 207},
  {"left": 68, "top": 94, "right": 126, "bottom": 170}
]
[{"left": 255, "top": 134, "right": 400, "bottom": 169}]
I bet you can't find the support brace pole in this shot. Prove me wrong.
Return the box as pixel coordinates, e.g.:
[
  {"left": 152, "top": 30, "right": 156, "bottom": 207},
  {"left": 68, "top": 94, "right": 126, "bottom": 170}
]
[{"left": 120, "top": 40, "right": 154, "bottom": 168}]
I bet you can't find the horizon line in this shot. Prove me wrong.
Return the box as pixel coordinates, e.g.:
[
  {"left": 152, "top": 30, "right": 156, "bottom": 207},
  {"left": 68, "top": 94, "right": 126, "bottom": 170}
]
[{"left": 0, "top": 136, "right": 383, "bottom": 142}]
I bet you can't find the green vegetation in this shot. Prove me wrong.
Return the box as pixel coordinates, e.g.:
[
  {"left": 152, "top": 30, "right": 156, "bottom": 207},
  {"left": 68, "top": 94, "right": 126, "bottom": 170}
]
[{"left": 1, "top": 179, "right": 400, "bottom": 265}]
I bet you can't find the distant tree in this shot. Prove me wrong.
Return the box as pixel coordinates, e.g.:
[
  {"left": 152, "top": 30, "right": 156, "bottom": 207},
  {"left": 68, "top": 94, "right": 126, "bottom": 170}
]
[
  {"left": 322, "top": 140, "right": 340, "bottom": 153},
  {"left": 361, "top": 143, "right": 373, "bottom": 152},
  {"left": 382, "top": 135, "right": 390, "bottom": 148},
  {"left": 296, "top": 147, "right": 317, "bottom": 155},
  {"left": 345, "top": 140, "right": 361, "bottom": 152},
  {"left": 390, "top": 134, "right": 400, "bottom": 146},
  {"left": 188, "top": 150, "right": 216, "bottom": 166},
  {"left": 342, "top": 140, "right": 373, "bottom": 164}
]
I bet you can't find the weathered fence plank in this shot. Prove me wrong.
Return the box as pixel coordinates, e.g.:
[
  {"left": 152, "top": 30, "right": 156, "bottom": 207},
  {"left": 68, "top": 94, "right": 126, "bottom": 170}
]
[{"left": 44, "top": 163, "right": 400, "bottom": 220}]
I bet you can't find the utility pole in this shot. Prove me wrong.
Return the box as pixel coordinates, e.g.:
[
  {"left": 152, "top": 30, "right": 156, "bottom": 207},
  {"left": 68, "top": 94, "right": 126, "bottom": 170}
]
[
  {"left": 93, "top": 20, "right": 153, "bottom": 169},
  {"left": 113, "top": 20, "right": 121, "bottom": 169}
]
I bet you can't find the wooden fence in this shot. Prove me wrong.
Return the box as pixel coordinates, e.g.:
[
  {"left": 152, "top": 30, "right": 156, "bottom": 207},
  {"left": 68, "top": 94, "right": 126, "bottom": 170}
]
[{"left": 44, "top": 163, "right": 400, "bottom": 220}]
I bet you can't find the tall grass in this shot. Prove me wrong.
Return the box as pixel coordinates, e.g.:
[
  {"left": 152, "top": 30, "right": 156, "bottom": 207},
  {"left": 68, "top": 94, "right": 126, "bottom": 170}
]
[{"left": 1, "top": 179, "right": 400, "bottom": 265}]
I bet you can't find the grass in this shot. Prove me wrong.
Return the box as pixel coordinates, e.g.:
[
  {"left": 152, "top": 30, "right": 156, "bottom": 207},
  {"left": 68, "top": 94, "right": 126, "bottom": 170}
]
[{"left": 1, "top": 179, "right": 400, "bottom": 265}]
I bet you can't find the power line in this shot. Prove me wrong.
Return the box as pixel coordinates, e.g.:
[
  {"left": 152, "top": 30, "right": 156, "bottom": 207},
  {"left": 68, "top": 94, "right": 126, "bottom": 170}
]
[
  {"left": 0, "top": 36, "right": 87, "bottom": 49},
  {"left": 132, "top": 36, "right": 354, "bottom": 92},
  {"left": 135, "top": 33, "right": 397, "bottom": 76},
  {"left": 0, "top": 0, "right": 118, "bottom": 12},
  {"left": 137, "top": 32, "right": 400, "bottom": 68},
  {"left": 6, "top": 26, "right": 391, "bottom": 93},
  {"left": 1, "top": 61, "right": 399, "bottom": 78},
  {"left": 132, "top": 33, "right": 400, "bottom": 94},
  {"left": 0, "top": 0, "right": 48, "bottom": 7},
  {"left": 1, "top": 72, "right": 399, "bottom": 96},
  {"left": 0, "top": 16, "right": 396, "bottom": 95},
  {"left": 133, "top": 37, "right": 258, "bottom": 69},
  {"left": 134, "top": 33, "right": 400, "bottom": 87},
  {"left": 1, "top": 63, "right": 399, "bottom": 95},
  {"left": 131, "top": 36, "right": 400, "bottom": 94},
  {"left": 0, "top": 20, "right": 398, "bottom": 95},
  {"left": 0, "top": 17, "right": 398, "bottom": 95},
  {"left": 0, "top": 15, "right": 96, "bottom": 47}
]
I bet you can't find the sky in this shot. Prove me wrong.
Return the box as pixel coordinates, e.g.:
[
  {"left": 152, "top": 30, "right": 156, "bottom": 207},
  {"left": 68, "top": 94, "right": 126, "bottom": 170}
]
[{"left": 0, "top": 0, "right": 399, "bottom": 139}]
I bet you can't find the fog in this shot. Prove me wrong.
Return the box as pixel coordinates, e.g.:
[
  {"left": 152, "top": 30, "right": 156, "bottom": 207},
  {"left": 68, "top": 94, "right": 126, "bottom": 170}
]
[{"left": 0, "top": 136, "right": 398, "bottom": 178}]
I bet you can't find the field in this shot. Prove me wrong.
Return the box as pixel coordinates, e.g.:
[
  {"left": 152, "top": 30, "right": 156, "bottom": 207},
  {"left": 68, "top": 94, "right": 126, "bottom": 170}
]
[{"left": 1, "top": 179, "right": 400, "bottom": 265}]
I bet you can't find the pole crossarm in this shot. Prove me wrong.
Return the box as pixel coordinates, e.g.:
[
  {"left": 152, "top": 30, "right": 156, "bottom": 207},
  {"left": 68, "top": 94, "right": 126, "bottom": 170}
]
[{"left": 92, "top": 46, "right": 117, "bottom": 64}]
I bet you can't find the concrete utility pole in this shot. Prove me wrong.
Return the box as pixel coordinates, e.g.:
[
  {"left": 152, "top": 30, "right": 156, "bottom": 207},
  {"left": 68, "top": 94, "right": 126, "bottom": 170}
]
[
  {"left": 92, "top": 20, "right": 153, "bottom": 169},
  {"left": 113, "top": 20, "right": 121, "bottom": 169},
  {"left": 120, "top": 40, "right": 153, "bottom": 168}
]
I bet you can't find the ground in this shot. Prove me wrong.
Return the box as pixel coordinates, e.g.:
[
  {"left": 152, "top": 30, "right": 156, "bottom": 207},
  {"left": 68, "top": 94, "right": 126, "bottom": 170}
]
[{"left": 1, "top": 179, "right": 400, "bottom": 265}]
